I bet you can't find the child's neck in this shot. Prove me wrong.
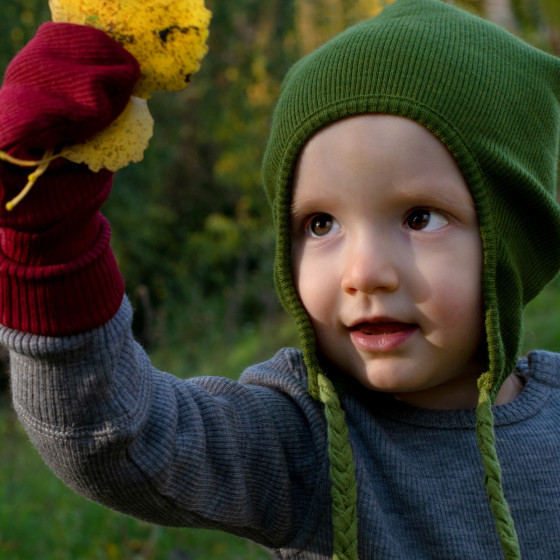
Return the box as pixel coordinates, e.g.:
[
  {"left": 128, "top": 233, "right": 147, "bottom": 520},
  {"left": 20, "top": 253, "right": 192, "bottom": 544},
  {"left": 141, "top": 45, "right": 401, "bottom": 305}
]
[
  {"left": 494, "top": 372, "right": 525, "bottom": 406},
  {"left": 392, "top": 372, "right": 524, "bottom": 410}
]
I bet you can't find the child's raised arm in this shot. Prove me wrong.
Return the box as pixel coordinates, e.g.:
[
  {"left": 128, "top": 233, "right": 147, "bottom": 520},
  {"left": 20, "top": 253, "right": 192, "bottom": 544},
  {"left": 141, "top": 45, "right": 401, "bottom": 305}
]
[{"left": 0, "top": 24, "right": 326, "bottom": 551}]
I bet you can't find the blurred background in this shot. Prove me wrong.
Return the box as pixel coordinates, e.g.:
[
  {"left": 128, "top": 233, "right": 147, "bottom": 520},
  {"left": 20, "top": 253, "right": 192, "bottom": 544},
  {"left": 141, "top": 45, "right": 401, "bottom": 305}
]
[{"left": 0, "top": 0, "right": 559, "bottom": 558}]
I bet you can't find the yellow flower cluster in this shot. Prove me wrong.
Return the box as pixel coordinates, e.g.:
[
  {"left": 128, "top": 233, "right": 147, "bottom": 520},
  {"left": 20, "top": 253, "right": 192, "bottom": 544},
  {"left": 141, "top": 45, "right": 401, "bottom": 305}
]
[{"left": 3, "top": 0, "right": 211, "bottom": 209}]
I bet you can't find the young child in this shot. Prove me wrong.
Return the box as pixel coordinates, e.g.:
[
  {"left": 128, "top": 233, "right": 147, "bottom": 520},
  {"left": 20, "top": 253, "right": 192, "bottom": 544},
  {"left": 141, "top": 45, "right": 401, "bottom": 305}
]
[{"left": 1, "top": 0, "right": 559, "bottom": 558}]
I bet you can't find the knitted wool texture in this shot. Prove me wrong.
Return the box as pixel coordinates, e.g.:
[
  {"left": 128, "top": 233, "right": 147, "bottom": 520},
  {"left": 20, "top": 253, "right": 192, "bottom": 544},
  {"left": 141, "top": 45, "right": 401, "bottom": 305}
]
[
  {"left": 0, "top": 23, "right": 140, "bottom": 335},
  {"left": 262, "top": 0, "right": 560, "bottom": 558}
]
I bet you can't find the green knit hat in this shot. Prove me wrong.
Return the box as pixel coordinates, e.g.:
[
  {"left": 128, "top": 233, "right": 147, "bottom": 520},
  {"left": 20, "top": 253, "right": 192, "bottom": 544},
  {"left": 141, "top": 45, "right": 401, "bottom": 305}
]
[{"left": 262, "top": 0, "right": 560, "bottom": 558}]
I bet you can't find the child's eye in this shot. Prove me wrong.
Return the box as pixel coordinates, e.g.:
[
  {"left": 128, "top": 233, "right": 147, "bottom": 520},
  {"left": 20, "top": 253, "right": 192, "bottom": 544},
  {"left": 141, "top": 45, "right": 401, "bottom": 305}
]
[
  {"left": 307, "top": 213, "right": 341, "bottom": 237},
  {"left": 405, "top": 208, "right": 449, "bottom": 231}
]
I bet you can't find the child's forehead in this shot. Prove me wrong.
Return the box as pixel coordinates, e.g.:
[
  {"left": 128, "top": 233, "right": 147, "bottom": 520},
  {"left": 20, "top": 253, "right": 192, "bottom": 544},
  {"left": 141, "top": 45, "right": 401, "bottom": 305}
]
[
  {"left": 293, "top": 114, "right": 472, "bottom": 201},
  {"left": 298, "top": 114, "right": 456, "bottom": 167}
]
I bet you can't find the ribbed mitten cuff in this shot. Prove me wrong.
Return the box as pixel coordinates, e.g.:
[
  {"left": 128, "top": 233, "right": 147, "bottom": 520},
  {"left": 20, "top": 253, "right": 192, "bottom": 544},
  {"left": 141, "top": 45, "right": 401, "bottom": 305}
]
[
  {"left": 0, "top": 166, "right": 125, "bottom": 336},
  {"left": 0, "top": 214, "right": 124, "bottom": 336}
]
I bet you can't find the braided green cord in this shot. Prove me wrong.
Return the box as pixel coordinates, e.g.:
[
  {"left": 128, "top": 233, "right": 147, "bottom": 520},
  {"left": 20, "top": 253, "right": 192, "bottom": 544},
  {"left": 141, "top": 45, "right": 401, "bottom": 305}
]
[
  {"left": 317, "top": 373, "right": 359, "bottom": 560},
  {"left": 475, "top": 382, "right": 521, "bottom": 560}
]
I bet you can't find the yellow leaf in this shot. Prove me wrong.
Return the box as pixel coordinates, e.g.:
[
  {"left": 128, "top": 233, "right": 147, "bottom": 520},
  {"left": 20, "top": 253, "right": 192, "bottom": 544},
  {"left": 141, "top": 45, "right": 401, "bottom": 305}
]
[
  {"left": 61, "top": 96, "right": 154, "bottom": 172},
  {"left": 104, "top": 542, "right": 120, "bottom": 559}
]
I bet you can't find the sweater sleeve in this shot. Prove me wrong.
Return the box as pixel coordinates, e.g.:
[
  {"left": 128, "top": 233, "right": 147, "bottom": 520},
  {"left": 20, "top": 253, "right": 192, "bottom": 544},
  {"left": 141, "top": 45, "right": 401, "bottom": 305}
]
[{"left": 2, "top": 297, "right": 329, "bottom": 549}]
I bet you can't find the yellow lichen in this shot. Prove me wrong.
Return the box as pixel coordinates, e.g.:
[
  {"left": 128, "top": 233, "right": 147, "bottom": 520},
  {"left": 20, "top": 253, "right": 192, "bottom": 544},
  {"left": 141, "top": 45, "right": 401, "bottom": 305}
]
[
  {"left": 3, "top": 0, "right": 211, "bottom": 210},
  {"left": 48, "top": 0, "right": 211, "bottom": 99},
  {"left": 60, "top": 96, "right": 154, "bottom": 172}
]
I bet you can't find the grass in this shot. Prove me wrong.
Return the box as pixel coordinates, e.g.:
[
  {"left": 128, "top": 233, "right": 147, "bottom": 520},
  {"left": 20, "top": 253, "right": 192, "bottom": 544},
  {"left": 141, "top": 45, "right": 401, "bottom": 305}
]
[
  {"left": 150, "top": 314, "right": 299, "bottom": 380},
  {"left": 522, "top": 272, "right": 560, "bottom": 353}
]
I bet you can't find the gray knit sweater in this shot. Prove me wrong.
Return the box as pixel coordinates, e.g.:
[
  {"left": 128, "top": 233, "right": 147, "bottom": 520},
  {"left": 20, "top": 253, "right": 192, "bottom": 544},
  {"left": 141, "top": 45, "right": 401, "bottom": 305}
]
[{"left": 4, "top": 298, "right": 560, "bottom": 559}]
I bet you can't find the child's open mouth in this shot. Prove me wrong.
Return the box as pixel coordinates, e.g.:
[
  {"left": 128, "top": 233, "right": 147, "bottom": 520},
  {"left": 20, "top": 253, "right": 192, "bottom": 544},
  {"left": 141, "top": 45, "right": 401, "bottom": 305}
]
[{"left": 349, "top": 322, "right": 417, "bottom": 352}]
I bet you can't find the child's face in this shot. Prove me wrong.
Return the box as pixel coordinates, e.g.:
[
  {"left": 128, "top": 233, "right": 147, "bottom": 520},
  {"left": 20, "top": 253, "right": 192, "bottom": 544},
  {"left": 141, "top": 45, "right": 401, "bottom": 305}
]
[{"left": 291, "top": 115, "right": 485, "bottom": 409}]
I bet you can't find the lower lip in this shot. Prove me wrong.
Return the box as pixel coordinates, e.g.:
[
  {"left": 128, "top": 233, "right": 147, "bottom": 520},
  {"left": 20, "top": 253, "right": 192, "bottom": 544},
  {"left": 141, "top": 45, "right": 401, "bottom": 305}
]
[{"left": 349, "top": 324, "right": 417, "bottom": 352}]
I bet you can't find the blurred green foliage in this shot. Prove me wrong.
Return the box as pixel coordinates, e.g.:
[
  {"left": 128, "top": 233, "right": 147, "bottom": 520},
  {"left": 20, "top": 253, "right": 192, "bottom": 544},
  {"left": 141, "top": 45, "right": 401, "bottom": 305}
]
[
  {"left": 0, "top": 0, "right": 51, "bottom": 70},
  {"left": 0, "top": 0, "right": 559, "bottom": 558}
]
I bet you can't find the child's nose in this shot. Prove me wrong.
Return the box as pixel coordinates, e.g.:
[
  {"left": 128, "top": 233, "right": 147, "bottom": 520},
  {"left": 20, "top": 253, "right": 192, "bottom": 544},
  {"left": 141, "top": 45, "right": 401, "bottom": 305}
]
[{"left": 341, "top": 236, "right": 400, "bottom": 295}]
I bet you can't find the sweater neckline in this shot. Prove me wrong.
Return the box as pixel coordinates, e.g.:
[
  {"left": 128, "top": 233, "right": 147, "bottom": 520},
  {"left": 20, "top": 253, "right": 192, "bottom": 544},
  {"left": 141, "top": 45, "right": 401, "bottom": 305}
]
[{"left": 343, "top": 352, "right": 552, "bottom": 430}]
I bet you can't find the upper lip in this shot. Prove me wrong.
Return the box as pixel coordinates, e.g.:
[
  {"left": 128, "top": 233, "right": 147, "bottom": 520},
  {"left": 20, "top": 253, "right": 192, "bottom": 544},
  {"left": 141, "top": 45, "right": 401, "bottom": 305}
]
[
  {"left": 347, "top": 317, "right": 417, "bottom": 333},
  {"left": 348, "top": 316, "right": 407, "bottom": 328}
]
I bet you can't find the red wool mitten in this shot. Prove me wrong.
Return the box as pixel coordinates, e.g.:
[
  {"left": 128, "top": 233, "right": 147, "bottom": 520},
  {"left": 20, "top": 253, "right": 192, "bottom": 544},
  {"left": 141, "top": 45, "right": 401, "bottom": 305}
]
[{"left": 0, "top": 23, "right": 140, "bottom": 335}]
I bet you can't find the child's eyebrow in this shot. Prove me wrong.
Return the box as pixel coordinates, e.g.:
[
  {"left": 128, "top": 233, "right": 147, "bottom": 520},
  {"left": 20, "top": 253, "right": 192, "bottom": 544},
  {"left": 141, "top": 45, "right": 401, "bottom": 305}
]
[
  {"left": 289, "top": 197, "right": 313, "bottom": 218},
  {"left": 400, "top": 180, "right": 476, "bottom": 210},
  {"left": 289, "top": 202, "right": 300, "bottom": 218},
  {"left": 289, "top": 180, "right": 476, "bottom": 219}
]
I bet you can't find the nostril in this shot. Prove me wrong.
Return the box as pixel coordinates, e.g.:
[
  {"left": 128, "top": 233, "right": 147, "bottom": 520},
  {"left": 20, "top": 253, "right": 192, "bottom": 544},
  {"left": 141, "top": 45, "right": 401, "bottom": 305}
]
[{"left": 341, "top": 257, "right": 400, "bottom": 295}]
